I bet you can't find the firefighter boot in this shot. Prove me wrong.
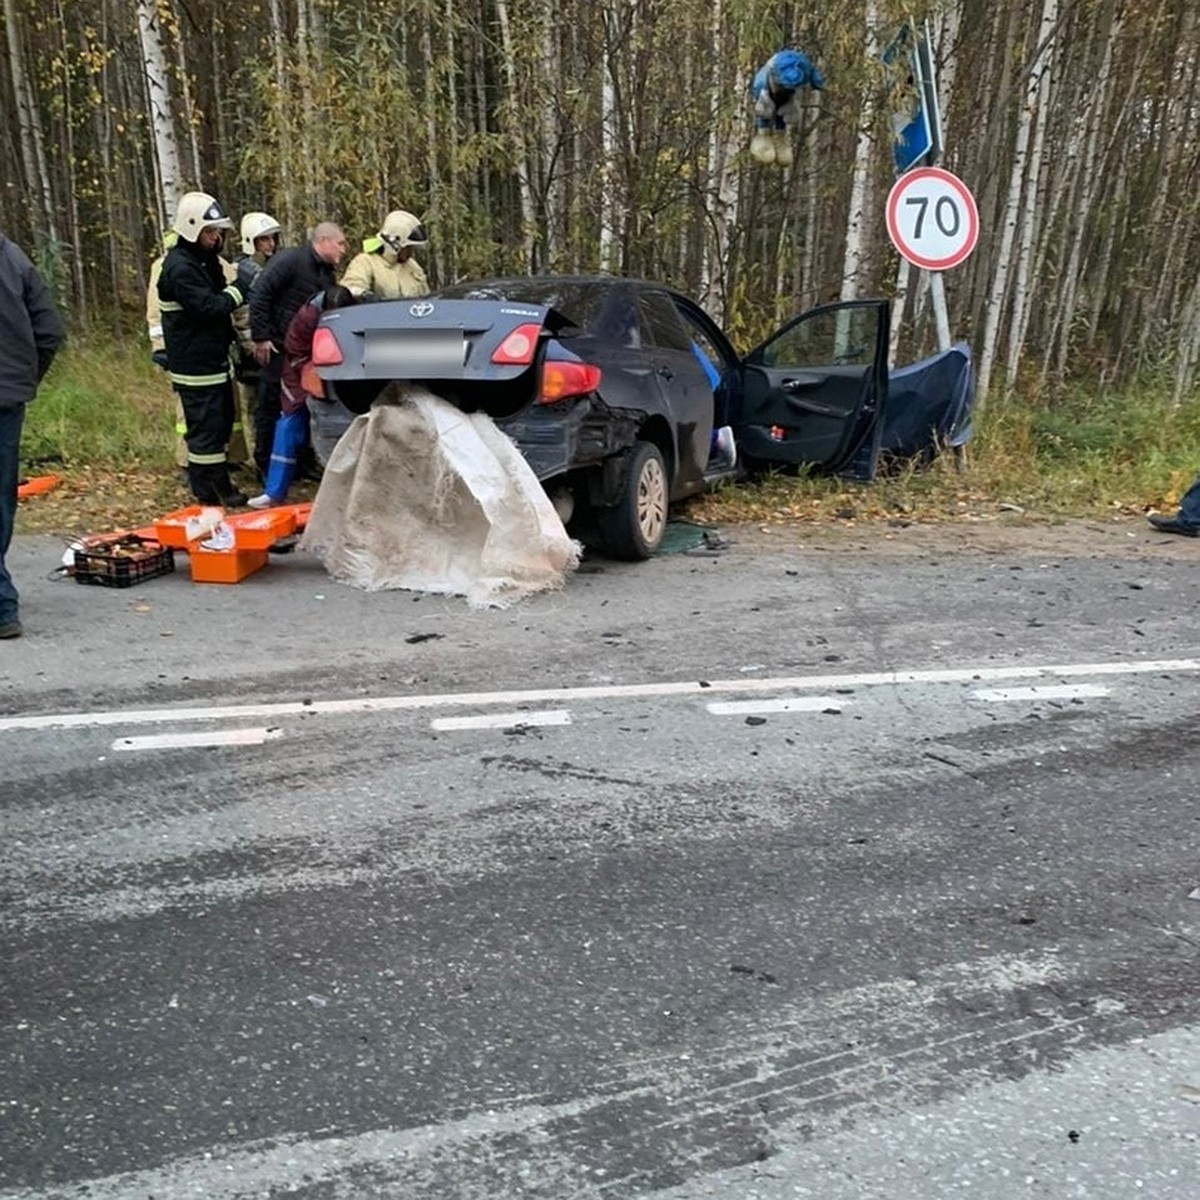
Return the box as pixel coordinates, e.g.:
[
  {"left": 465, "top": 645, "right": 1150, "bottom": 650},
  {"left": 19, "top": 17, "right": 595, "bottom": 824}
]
[
  {"left": 211, "top": 464, "right": 249, "bottom": 509},
  {"left": 187, "top": 463, "right": 221, "bottom": 504}
]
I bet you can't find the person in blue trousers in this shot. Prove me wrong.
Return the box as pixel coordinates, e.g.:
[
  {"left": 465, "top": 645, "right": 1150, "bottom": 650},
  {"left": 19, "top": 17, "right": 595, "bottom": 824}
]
[
  {"left": 248, "top": 286, "right": 357, "bottom": 508},
  {"left": 1148, "top": 477, "right": 1200, "bottom": 537},
  {"left": 0, "top": 232, "right": 65, "bottom": 639}
]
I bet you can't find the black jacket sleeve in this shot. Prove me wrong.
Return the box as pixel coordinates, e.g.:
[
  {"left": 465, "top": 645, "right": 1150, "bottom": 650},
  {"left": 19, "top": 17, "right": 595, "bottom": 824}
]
[
  {"left": 168, "top": 258, "right": 243, "bottom": 322},
  {"left": 23, "top": 256, "right": 65, "bottom": 380},
  {"left": 249, "top": 250, "right": 286, "bottom": 342}
]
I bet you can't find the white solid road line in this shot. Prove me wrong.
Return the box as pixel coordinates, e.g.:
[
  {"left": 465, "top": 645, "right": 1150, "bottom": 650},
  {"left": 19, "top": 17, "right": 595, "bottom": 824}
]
[
  {"left": 111, "top": 728, "right": 284, "bottom": 752},
  {"left": 1, "top": 657, "right": 1196, "bottom": 733},
  {"left": 970, "top": 684, "right": 1112, "bottom": 703},
  {"left": 431, "top": 710, "right": 572, "bottom": 732},
  {"left": 707, "top": 696, "right": 850, "bottom": 716}
]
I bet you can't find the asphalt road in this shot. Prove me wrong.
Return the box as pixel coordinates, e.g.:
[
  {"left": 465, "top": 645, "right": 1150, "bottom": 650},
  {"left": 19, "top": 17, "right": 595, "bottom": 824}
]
[{"left": 1, "top": 526, "right": 1198, "bottom": 1198}]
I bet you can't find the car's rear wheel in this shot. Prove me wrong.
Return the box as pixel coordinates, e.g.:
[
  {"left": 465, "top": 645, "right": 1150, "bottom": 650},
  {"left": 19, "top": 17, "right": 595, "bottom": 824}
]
[{"left": 596, "top": 441, "right": 668, "bottom": 560}]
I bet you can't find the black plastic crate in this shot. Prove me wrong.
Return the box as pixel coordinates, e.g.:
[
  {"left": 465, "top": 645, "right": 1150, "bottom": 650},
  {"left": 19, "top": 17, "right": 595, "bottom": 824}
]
[{"left": 74, "top": 535, "right": 175, "bottom": 588}]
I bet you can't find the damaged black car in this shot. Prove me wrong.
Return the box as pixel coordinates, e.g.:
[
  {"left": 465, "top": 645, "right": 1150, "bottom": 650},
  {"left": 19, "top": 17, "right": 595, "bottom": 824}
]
[{"left": 313, "top": 276, "right": 974, "bottom": 560}]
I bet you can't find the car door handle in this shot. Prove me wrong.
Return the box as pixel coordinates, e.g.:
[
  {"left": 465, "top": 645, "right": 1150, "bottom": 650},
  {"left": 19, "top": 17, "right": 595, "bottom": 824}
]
[
  {"left": 656, "top": 366, "right": 675, "bottom": 380},
  {"left": 781, "top": 374, "right": 824, "bottom": 393},
  {"left": 787, "top": 397, "right": 846, "bottom": 418}
]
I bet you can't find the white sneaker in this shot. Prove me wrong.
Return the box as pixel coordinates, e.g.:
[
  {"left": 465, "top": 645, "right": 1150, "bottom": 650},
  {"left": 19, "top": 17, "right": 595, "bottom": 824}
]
[
  {"left": 774, "top": 134, "right": 794, "bottom": 168},
  {"left": 247, "top": 494, "right": 274, "bottom": 509},
  {"left": 713, "top": 425, "right": 737, "bottom": 469}
]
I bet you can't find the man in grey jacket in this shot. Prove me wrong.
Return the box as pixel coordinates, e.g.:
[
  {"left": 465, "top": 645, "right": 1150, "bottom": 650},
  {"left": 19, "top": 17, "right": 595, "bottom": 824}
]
[{"left": 0, "top": 233, "right": 65, "bottom": 639}]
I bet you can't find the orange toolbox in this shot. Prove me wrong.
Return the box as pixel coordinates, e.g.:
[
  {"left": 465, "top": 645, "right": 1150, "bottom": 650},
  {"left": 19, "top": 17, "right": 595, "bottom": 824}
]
[
  {"left": 155, "top": 502, "right": 311, "bottom": 549},
  {"left": 155, "top": 505, "right": 214, "bottom": 548},
  {"left": 188, "top": 546, "right": 269, "bottom": 584},
  {"left": 223, "top": 509, "right": 297, "bottom": 550}
]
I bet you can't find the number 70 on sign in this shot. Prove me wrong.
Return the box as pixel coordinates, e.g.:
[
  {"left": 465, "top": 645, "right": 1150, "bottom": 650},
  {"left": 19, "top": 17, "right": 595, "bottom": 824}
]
[{"left": 886, "top": 166, "right": 979, "bottom": 271}]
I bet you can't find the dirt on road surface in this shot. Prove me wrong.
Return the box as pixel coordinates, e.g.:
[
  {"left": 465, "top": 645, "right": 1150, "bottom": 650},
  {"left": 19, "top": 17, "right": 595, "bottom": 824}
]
[{"left": 716, "top": 513, "right": 1194, "bottom": 563}]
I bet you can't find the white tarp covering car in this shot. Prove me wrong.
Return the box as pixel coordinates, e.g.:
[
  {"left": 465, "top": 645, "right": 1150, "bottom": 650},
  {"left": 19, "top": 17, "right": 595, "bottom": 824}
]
[{"left": 300, "top": 387, "right": 579, "bottom": 608}]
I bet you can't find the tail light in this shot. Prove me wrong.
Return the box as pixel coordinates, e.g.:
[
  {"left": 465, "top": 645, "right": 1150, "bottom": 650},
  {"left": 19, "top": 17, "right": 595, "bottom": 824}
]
[
  {"left": 491, "top": 323, "right": 542, "bottom": 365},
  {"left": 311, "top": 327, "right": 343, "bottom": 366},
  {"left": 539, "top": 361, "right": 602, "bottom": 404}
]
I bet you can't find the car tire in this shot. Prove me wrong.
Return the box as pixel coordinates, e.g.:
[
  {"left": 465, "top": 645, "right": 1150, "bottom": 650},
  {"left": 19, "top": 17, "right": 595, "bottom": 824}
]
[{"left": 596, "top": 441, "right": 668, "bottom": 560}]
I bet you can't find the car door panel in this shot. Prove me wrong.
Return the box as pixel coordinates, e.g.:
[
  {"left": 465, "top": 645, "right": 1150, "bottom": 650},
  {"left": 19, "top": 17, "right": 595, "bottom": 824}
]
[
  {"left": 735, "top": 300, "right": 890, "bottom": 470},
  {"left": 638, "top": 291, "right": 714, "bottom": 494},
  {"left": 646, "top": 346, "right": 711, "bottom": 494}
]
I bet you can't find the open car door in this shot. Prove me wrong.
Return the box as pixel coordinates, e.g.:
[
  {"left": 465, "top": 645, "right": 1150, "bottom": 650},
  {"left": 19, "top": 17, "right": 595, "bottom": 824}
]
[{"left": 734, "top": 300, "right": 889, "bottom": 470}]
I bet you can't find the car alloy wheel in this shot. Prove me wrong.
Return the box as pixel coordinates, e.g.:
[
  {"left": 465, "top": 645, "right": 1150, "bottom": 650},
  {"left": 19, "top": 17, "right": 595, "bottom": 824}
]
[
  {"left": 596, "top": 440, "right": 670, "bottom": 560},
  {"left": 636, "top": 453, "right": 666, "bottom": 548}
]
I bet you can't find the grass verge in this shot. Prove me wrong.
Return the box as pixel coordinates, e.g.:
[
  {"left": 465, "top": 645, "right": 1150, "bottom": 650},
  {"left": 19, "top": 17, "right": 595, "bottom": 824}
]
[{"left": 15, "top": 340, "right": 1200, "bottom": 537}]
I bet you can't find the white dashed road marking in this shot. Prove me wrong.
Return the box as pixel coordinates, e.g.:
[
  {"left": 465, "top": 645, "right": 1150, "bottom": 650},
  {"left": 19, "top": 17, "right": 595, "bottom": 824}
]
[
  {"left": 707, "top": 696, "right": 849, "bottom": 716},
  {"left": 431, "top": 710, "right": 572, "bottom": 732},
  {"left": 0, "top": 657, "right": 1194, "bottom": 733},
  {"left": 111, "top": 728, "right": 284, "bottom": 752},
  {"left": 970, "top": 684, "right": 1112, "bottom": 703}
]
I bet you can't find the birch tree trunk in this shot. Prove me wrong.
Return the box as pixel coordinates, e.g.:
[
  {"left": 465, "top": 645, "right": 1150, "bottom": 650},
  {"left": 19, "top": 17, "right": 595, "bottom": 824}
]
[
  {"left": 1173, "top": 275, "right": 1200, "bottom": 406},
  {"left": 296, "top": 0, "right": 317, "bottom": 215},
  {"left": 1004, "top": 0, "right": 1059, "bottom": 391},
  {"left": 495, "top": 0, "right": 537, "bottom": 268},
  {"left": 167, "top": 0, "right": 200, "bottom": 187},
  {"left": 538, "top": 0, "right": 561, "bottom": 268},
  {"left": 56, "top": 0, "right": 85, "bottom": 319},
  {"left": 598, "top": 3, "right": 620, "bottom": 271},
  {"left": 698, "top": 0, "right": 740, "bottom": 322},
  {"left": 975, "top": 5, "right": 1053, "bottom": 404},
  {"left": 267, "top": 0, "right": 291, "bottom": 229},
  {"left": 4, "top": 0, "right": 57, "bottom": 247},
  {"left": 136, "top": 0, "right": 183, "bottom": 227},
  {"left": 421, "top": 8, "right": 442, "bottom": 283},
  {"left": 1048, "top": 0, "right": 1127, "bottom": 381},
  {"left": 840, "top": 0, "right": 879, "bottom": 303},
  {"left": 799, "top": 92, "right": 822, "bottom": 311}
]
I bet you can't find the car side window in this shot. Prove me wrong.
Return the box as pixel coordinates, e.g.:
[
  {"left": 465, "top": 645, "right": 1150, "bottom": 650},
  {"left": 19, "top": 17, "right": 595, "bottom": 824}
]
[
  {"left": 754, "top": 306, "right": 879, "bottom": 369},
  {"left": 639, "top": 292, "right": 693, "bottom": 353},
  {"left": 589, "top": 287, "right": 644, "bottom": 349}
]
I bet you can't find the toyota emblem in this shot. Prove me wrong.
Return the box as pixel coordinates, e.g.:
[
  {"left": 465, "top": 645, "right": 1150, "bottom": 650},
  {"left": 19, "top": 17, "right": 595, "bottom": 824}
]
[{"left": 409, "top": 302, "right": 434, "bottom": 318}]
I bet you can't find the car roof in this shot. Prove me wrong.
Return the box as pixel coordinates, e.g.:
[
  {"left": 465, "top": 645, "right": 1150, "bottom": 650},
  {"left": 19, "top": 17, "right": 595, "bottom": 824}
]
[{"left": 436, "top": 275, "right": 692, "bottom": 338}]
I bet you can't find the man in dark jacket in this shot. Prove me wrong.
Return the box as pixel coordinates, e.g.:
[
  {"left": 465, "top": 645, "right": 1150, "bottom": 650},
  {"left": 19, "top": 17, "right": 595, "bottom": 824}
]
[
  {"left": 248, "top": 222, "right": 346, "bottom": 481},
  {"left": 1, "top": 232, "right": 65, "bottom": 639},
  {"left": 159, "top": 191, "right": 247, "bottom": 506}
]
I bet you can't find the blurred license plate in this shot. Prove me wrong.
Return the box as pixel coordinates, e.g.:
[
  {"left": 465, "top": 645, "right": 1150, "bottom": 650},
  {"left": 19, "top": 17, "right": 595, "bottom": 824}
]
[{"left": 365, "top": 330, "right": 464, "bottom": 373}]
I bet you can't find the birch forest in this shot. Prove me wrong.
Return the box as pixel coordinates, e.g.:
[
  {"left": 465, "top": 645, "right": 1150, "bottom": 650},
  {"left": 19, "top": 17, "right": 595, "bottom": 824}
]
[{"left": 2, "top": 0, "right": 1198, "bottom": 403}]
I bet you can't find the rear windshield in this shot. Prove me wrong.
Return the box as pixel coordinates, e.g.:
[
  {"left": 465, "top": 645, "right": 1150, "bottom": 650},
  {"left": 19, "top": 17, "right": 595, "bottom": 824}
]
[{"left": 437, "top": 279, "right": 641, "bottom": 344}]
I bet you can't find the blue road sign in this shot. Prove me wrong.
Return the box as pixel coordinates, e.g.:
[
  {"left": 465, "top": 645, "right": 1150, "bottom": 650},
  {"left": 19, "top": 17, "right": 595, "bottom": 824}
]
[{"left": 882, "top": 24, "right": 942, "bottom": 175}]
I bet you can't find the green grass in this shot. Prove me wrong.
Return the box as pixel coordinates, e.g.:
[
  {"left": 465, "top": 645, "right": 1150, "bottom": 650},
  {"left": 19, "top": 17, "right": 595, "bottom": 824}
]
[
  {"left": 22, "top": 339, "right": 178, "bottom": 470},
  {"left": 22, "top": 339, "right": 1200, "bottom": 525}
]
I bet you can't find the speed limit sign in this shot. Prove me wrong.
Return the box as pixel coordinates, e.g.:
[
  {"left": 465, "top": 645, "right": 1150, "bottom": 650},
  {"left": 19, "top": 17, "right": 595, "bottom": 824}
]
[{"left": 886, "top": 166, "right": 979, "bottom": 270}]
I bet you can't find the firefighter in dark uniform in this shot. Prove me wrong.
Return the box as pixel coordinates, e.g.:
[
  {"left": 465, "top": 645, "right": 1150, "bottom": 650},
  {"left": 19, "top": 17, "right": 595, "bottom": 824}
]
[{"left": 158, "top": 192, "right": 248, "bottom": 507}]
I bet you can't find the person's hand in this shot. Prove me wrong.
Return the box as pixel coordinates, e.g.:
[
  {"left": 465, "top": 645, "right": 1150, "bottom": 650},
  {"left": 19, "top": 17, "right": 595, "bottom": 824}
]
[
  {"left": 253, "top": 340, "right": 276, "bottom": 365},
  {"left": 151, "top": 349, "right": 169, "bottom": 370}
]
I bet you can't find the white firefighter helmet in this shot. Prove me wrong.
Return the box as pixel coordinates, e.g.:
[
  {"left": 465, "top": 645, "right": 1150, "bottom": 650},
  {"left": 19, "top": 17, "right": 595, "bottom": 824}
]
[
  {"left": 173, "top": 192, "right": 234, "bottom": 243},
  {"left": 240, "top": 211, "right": 282, "bottom": 255},
  {"left": 378, "top": 209, "right": 428, "bottom": 252}
]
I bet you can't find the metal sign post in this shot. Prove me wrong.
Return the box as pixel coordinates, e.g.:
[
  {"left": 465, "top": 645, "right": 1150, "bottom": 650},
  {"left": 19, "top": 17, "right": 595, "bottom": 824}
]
[
  {"left": 886, "top": 166, "right": 980, "bottom": 353},
  {"left": 883, "top": 24, "right": 970, "bottom": 354}
]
